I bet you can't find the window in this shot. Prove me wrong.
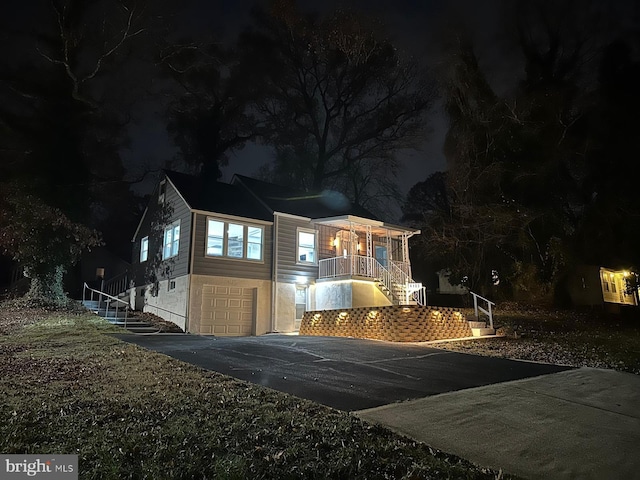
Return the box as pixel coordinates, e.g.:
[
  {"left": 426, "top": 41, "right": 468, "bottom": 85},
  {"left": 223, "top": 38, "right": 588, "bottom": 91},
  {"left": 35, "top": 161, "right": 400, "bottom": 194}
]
[
  {"left": 247, "top": 226, "right": 263, "bottom": 260},
  {"left": 163, "top": 221, "right": 180, "bottom": 259},
  {"left": 207, "top": 220, "right": 224, "bottom": 256},
  {"left": 297, "top": 230, "right": 316, "bottom": 264},
  {"left": 227, "top": 223, "right": 244, "bottom": 258},
  {"left": 206, "top": 219, "right": 263, "bottom": 261},
  {"left": 140, "top": 236, "right": 149, "bottom": 262}
]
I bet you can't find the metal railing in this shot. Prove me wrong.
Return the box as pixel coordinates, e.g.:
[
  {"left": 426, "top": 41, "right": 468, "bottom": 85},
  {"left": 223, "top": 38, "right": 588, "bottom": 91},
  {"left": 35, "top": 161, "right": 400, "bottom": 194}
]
[
  {"left": 103, "top": 271, "right": 129, "bottom": 297},
  {"left": 470, "top": 291, "right": 495, "bottom": 329},
  {"left": 143, "top": 303, "right": 186, "bottom": 326},
  {"left": 83, "top": 282, "right": 130, "bottom": 328},
  {"left": 318, "top": 255, "right": 425, "bottom": 306}
]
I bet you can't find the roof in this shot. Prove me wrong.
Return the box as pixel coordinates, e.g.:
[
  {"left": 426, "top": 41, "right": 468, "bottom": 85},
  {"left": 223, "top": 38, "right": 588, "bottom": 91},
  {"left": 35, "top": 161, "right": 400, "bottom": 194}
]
[
  {"left": 232, "top": 174, "right": 379, "bottom": 220},
  {"left": 164, "top": 171, "right": 272, "bottom": 222}
]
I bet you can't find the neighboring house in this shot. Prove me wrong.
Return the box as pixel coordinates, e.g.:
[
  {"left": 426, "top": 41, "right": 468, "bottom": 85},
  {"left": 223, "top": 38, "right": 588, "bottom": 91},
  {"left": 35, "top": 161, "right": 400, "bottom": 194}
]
[
  {"left": 437, "top": 270, "right": 468, "bottom": 295},
  {"left": 566, "top": 265, "right": 639, "bottom": 308},
  {"left": 126, "top": 171, "right": 423, "bottom": 336}
]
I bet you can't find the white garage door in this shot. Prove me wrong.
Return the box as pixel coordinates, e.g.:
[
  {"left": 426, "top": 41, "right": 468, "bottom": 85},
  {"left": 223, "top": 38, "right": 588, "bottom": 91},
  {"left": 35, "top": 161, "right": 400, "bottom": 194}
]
[{"left": 200, "top": 285, "right": 254, "bottom": 336}]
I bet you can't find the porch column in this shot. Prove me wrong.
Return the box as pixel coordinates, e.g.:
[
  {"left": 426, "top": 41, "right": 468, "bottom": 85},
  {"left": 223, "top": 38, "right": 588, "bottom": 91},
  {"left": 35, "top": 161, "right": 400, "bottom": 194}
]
[
  {"left": 365, "top": 225, "right": 372, "bottom": 276},
  {"left": 386, "top": 230, "right": 392, "bottom": 262},
  {"left": 350, "top": 222, "right": 356, "bottom": 274},
  {"left": 402, "top": 232, "right": 412, "bottom": 279}
]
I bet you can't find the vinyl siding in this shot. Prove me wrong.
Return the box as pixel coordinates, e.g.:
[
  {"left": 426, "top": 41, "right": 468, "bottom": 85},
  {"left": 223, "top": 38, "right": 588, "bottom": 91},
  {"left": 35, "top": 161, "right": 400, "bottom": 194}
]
[
  {"left": 275, "top": 215, "right": 318, "bottom": 283},
  {"left": 131, "top": 177, "right": 191, "bottom": 286},
  {"left": 191, "top": 213, "right": 272, "bottom": 281}
]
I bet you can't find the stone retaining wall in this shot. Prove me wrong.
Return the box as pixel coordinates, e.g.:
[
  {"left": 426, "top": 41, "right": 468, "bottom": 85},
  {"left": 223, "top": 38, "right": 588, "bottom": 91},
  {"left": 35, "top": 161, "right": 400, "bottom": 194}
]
[{"left": 299, "top": 305, "right": 472, "bottom": 342}]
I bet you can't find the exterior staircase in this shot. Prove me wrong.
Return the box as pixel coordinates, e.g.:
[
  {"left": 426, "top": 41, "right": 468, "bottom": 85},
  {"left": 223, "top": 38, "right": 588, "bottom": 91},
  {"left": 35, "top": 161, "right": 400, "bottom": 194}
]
[
  {"left": 82, "top": 283, "right": 158, "bottom": 334},
  {"left": 467, "top": 292, "right": 496, "bottom": 336},
  {"left": 468, "top": 320, "right": 496, "bottom": 337}
]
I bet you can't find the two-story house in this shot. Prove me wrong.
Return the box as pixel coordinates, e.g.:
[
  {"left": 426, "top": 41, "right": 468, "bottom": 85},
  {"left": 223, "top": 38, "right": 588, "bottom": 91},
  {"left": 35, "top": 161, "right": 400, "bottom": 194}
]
[{"left": 128, "top": 171, "right": 424, "bottom": 336}]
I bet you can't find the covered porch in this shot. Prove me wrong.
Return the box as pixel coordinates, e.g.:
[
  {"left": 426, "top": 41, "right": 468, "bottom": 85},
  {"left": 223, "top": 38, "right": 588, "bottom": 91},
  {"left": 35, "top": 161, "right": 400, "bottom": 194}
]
[{"left": 312, "top": 215, "right": 425, "bottom": 306}]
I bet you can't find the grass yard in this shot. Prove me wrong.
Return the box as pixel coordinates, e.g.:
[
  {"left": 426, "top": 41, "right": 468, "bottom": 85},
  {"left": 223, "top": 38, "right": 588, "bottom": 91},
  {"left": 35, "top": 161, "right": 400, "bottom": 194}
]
[
  {"left": 0, "top": 304, "right": 510, "bottom": 480},
  {"left": 437, "top": 305, "right": 640, "bottom": 375}
]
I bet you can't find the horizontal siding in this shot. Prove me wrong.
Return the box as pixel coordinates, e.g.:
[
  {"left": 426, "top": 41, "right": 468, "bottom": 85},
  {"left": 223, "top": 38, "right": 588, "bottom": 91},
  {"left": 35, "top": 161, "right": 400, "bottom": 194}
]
[
  {"left": 131, "top": 177, "right": 191, "bottom": 286},
  {"left": 192, "top": 213, "right": 272, "bottom": 281},
  {"left": 276, "top": 216, "right": 318, "bottom": 283}
]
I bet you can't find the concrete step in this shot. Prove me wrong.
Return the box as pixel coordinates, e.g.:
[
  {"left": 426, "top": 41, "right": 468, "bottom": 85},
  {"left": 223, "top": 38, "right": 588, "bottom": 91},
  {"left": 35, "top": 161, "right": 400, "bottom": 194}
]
[
  {"left": 471, "top": 327, "right": 496, "bottom": 337},
  {"left": 82, "top": 300, "right": 100, "bottom": 309},
  {"left": 468, "top": 321, "right": 487, "bottom": 328},
  {"left": 98, "top": 310, "right": 128, "bottom": 319}
]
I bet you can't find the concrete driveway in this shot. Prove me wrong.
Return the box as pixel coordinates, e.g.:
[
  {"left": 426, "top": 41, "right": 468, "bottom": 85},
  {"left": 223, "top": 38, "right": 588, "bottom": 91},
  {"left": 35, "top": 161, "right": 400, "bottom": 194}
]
[{"left": 115, "top": 333, "right": 569, "bottom": 411}]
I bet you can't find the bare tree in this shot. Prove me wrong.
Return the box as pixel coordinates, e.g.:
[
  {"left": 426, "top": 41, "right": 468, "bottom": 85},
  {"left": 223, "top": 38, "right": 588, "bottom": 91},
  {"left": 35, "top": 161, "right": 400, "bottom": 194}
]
[{"left": 240, "top": 0, "right": 435, "bottom": 205}]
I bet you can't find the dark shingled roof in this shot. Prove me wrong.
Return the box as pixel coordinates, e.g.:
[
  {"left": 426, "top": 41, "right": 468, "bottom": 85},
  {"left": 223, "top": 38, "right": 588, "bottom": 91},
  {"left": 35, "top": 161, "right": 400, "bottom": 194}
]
[
  {"left": 164, "top": 170, "right": 379, "bottom": 221},
  {"left": 232, "top": 174, "right": 379, "bottom": 220},
  {"left": 164, "top": 171, "right": 272, "bottom": 221}
]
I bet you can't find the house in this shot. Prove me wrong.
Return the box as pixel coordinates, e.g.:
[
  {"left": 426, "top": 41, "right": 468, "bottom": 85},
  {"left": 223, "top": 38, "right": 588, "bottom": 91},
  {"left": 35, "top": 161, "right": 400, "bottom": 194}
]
[
  {"left": 125, "top": 171, "right": 424, "bottom": 336},
  {"left": 566, "top": 265, "right": 639, "bottom": 308}
]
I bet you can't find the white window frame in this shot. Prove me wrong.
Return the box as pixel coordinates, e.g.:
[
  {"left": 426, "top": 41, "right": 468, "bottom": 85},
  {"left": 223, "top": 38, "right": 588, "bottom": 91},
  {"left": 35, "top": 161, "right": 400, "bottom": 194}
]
[
  {"left": 206, "top": 218, "right": 264, "bottom": 261},
  {"left": 296, "top": 228, "right": 317, "bottom": 265},
  {"left": 140, "top": 236, "right": 149, "bottom": 263},
  {"left": 163, "top": 220, "right": 180, "bottom": 260}
]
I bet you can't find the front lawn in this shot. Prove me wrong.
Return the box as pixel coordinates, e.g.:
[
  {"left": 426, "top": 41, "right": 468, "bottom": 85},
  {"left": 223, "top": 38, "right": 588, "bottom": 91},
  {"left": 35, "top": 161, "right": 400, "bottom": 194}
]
[
  {"left": 438, "top": 305, "right": 640, "bottom": 374},
  {"left": 0, "top": 305, "right": 508, "bottom": 480}
]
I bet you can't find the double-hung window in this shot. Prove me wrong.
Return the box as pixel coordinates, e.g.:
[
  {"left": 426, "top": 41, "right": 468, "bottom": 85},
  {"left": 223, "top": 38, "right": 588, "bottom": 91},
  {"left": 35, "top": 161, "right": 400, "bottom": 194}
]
[
  {"left": 163, "top": 221, "right": 180, "bottom": 259},
  {"left": 140, "top": 236, "right": 149, "bottom": 262},
  {"left": 247, "top": 227, "right": 263, "bottom": 260},
  {"left": 207, "top": 220, "right": 224, "bottom": 256},
  {"left": 206, "top": 219, "right": 263, "bottom": 261},
  {"left": 227, "top": 223, "right": 244, "bottom": 258},
  {"left": 297, "top": 229, "right": 317, "bottom": 264}
]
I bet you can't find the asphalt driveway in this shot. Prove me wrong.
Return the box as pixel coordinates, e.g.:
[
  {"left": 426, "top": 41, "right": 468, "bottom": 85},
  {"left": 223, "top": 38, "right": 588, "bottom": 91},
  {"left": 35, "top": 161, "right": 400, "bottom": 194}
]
[{"left": 115, "top": 333, "right": 570, "bottom": 411}]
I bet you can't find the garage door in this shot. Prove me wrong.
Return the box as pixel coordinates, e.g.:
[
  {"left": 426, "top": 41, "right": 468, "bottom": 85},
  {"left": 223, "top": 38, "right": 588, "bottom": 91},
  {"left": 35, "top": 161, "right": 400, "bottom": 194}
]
[{"left": 200, "top": 285, "right": 255, "bottom": 336}]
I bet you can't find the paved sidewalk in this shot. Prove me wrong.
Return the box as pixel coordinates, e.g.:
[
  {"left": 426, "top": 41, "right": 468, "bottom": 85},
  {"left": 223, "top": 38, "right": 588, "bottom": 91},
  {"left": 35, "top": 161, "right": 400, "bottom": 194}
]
[{"left": 356, "top": 368, "right": 640, "bottom": 480}]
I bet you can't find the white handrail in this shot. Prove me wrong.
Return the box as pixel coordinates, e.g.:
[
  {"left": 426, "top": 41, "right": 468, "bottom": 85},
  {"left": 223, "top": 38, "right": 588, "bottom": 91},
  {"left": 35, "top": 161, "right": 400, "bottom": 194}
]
[
  {"left": 318, "top": 256, "right": 425, "bottom": 306},
  {"left": 470, "top": 291, "right": 495, "bottom": 329},
  {"left": 83, "top": 282, "right": 129, "bottom": 328}
]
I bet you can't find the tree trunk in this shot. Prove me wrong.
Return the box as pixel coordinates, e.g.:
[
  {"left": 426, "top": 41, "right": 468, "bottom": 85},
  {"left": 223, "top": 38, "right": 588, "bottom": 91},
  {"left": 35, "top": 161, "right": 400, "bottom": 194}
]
[{"left": 25, "top": 265, "right": 68, "bottom": 306}]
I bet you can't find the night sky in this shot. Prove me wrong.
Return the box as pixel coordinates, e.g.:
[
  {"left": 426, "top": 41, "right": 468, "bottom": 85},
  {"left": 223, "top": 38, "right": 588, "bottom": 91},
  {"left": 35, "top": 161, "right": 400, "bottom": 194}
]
[
  {"left": 5, "top": 0, "right": 639, "bottom": 208},
  {"left": 122, "top": 0, "right": 509, "bottom": 198}
]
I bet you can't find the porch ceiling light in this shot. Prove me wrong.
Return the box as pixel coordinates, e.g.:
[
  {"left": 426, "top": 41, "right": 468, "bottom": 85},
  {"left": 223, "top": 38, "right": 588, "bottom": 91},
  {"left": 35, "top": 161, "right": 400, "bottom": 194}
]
[{"left": 332, "top": 238, "right": 339, "bottom": 247}]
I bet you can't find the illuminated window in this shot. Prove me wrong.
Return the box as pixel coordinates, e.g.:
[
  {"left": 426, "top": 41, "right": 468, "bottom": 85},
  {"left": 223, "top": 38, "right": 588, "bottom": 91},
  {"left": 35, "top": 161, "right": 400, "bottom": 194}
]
[
  {"left": 206, "top": 219, "right": 263, "bottom": 261},
  {"left": 163, "top": 221, "right": 180, "bottom": 259},
  {"left": 297, "top": 229, "right": 317, "bottom": 264},
  {"left": 247, "top": 227, "right": 263, "bottom": 260},
  {"left": 227, "top": 223, "right": 244, "bottom": 258},
  {"left": 140, "top": 236, "right": 149, "bottom": 262},
  {"left": 207, "top": 220, "right": 224, "bottom": 256}
]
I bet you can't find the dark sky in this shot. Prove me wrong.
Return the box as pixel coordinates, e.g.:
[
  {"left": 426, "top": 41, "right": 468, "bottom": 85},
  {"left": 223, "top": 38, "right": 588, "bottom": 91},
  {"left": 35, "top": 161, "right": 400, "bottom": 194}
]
[
  {"left": 124, "top": 0, "right": 508, "bottom": 199},
  {"left": 10, "top": 0, "right": 635, "bottom": 208}
]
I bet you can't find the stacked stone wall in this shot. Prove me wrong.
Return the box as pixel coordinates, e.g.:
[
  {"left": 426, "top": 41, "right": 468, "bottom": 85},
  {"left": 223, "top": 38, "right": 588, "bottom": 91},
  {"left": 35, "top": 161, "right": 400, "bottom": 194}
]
[{"left": 299, "top": 305, "right": 471, "bottom": 342}]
